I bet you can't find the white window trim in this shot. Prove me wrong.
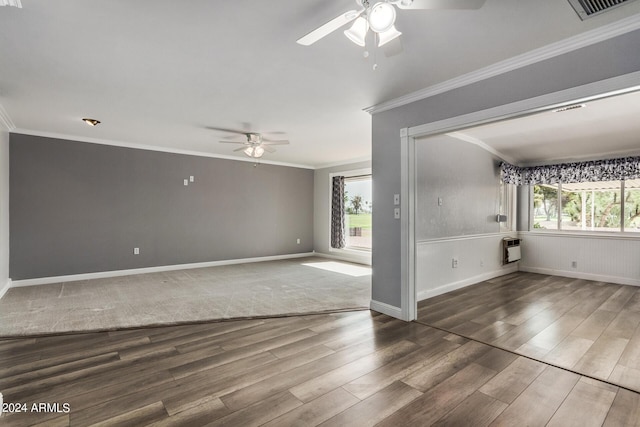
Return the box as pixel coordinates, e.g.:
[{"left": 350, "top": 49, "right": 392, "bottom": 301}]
[{"left": 500, "top": 182, "right": 517, "bottom": 233}]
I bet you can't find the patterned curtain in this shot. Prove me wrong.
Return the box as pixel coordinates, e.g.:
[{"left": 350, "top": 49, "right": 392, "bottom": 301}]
[
  {"left": 330, "top": 176, "right": 345, "bottom": 249},
  {"left": 500, "top": 156, "right": 640, "bottom": 186}
]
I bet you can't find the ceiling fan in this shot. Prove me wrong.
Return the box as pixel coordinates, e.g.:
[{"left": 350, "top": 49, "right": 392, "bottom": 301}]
[
  {"left": 212, "top": 127, "right": 290, "bottom": 159},
  {"left": 297, "top": 0, "right": 487, "bottom": 49}
]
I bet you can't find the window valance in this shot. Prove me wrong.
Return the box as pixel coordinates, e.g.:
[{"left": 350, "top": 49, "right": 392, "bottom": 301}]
[{"left": 500, "top": 156, "right": 640, "bottom": 186}]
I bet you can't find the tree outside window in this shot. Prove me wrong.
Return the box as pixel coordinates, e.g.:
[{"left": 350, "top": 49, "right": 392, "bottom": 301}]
[
  {"left": 344, "top": 176, "right": 372, "bottom": 249},
  {"left": 533, "top": 179, "right": 640, "bottom": 232}
]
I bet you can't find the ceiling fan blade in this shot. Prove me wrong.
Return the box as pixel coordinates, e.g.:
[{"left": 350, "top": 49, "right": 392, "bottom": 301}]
[
  {"left": 383, "top": 37, "right": 403, "bottom": 57},
  {"left": 396, "top": 0, "right": 486, "bottom": 9},
  {"left": 219, "top": 140, "right": 247, "bottom": 144},
  {"left": 262, "top": 145, "right": 276, "bottom": 153},
  {"left": 206, "top": 126, "right": 249, "bottom": 135},
  {"left": 233, "top": 147, "right": 247, "bottom": 152},
  {"left": 297, "top": 9, "right": 364, "bottom": 46},
  {"left": 261, "top": 141, "right": 289, "bottom": 146},
  {"left": 220, "top": 138, "right": 247, "bottom": 143}
]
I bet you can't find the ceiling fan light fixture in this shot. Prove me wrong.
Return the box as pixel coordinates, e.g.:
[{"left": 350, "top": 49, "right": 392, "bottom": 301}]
[
  {"left": 368, "top": 2, "right": 396, "bottom": 33},
  {"left": 243, "top": 146, "right": 265, "bottom": 158},
  {"left": 377, "top": 25, "right": 402, "bottom": 47},
  {"left": 344, "top": 17, "right": 369, "bottom": 46}
]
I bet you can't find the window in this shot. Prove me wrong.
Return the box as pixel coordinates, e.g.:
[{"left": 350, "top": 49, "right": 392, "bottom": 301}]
[
  {"left": 344, "top": 175, "right": 372, "bottom": 249},
  {"left": 532, "top": 179, "right": 640, "bottom": 233},
  {"left": 533, "top": 184, "right": 559, "bottom": 230},
  {"left": 625, "top": 180, "right": 640, "bottom": 232},
  {"left": 499, "top": 181, "right": 516, "bottom": 232}
]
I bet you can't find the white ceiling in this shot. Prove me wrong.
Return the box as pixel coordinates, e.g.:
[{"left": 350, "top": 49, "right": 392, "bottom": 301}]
[
  {"left": 1, "top": 0, "right": 640, "bottom": 168},
  {"left": 450, "top": 89, "right": 640, "bottom": 166}
]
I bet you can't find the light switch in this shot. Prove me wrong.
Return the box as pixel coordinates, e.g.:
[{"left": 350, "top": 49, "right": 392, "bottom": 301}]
[
  {"left": 393, "top": 194, "right": 400, "bottom": 205},
  {"left": 394, "top": 208, "right": 400, "bottom": 219},
  {"left": 438, "top": 197, "right": 443, "bottom": 206},
  {"left": 184, "top": 179, "right": 189, "bottom": 186},
  {"left": 189, "top": 176, "right": 195, "bottom": 182}
]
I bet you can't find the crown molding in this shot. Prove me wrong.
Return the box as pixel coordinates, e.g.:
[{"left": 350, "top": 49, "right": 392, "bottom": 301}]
[
  {"left": 445, "top": 131, "right": 517, "bottom": 165},
  {"left": 365, "top": 13, "right": 640, "bottom": 115},
  {"left": 0, "top": 102, "right": 15, "bottom": 131},
  {"left": 11, "top": 129, "right": 317, "bottom": 170}
]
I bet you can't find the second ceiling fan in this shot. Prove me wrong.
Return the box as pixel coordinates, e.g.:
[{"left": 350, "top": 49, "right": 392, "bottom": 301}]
[
  {"left": 213, "top": 127, "right": 290, "bottom": 159},
  {"left": 297, "top": 0, "right": 487, "bottom": 49}
]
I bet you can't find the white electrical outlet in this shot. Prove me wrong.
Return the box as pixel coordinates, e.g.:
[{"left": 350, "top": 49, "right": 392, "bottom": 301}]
[
  {"left": 296, "top": 238, "right": 300, "bottom": 244},
  {"left": 438, "top": 197, "right": 443, "bottom": 206},
  {"left": 452, "top": 258, "right": 458, "bottom": 268},
  {"left": 133, "top": 248, "right": 140, "bottom": 255},
  {"left": 183, "top": 179, "right": 188, "bottom": 186}
]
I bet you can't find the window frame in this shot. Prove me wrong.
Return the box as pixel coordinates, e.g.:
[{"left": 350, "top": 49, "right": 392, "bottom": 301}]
[
  {"left": 328, "top": 168, "right": 372, "bottom": 253},
  {"left": 500, "top": 181, "right": 517, "bottom": 233}
]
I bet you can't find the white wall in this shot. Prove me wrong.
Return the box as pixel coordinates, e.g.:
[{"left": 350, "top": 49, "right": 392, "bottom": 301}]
[
  {"left": 0, "top": 126, "right": 9, "bottom": 298},
  {"left": 519, "top": 232, "right": 640, "bottom": 286},
  {"left": 314, "top": 160, "right": 371, "bottom": 265},
  {"left": 414, "top": 134, "right": 518, "bottom": 300},
  {"left": 417, "top": 234, "right": 519, "bottom": 300}
]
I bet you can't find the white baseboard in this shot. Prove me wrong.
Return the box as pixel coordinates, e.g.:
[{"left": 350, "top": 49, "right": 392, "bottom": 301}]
[
  {"left": 0, "top": 279, "right": 10, "bottom": 300},
  {"left": 519, "top": 266, "right": 640, "bottom": 287},
  {"left": 369, "top": 299, "right": 403, "bottom": 319},
  {"left": 417, "top": 265, "right": 519, "bottom": 301},
  {"left": 10, "top": 252, "right": 315, "bottom": 288}
]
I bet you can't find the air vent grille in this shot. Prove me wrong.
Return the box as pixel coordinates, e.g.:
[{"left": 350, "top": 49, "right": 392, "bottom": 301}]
[{"left": 568, "top": 0, "right": 637, "bottom": 20}]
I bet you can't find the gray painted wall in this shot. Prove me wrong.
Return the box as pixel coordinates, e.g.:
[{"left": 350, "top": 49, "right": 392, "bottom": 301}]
[
  {"left": 372, "top": 29, "right": 640, "bottom": 308},
  {"left": 10, "top": 134, "right": 314, "bottom": 280},
  {"left": 416, "top": 135, "right": 501, "bottom": 240},
  {"left": 313, "top": 160, "right": 371, "bottom": 263},
  {"left": 0, "top": 127, "right": 9, "bottom": 288}
]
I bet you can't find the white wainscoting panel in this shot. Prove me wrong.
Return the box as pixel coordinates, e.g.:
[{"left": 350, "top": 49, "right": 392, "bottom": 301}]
[
  {"left": 417, "top": 233, "right": 519, "bottom": 301},
  {"left": 519, "top": 232, "right": 640, "bottom": 286}
]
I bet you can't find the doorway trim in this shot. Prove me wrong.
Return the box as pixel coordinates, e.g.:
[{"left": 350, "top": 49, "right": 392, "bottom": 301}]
[{"left": 399, "top": 70, "right": 640, "bottom": 322}]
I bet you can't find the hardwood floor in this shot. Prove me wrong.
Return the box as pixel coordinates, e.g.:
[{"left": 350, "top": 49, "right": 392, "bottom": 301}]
[
  {"left": 1, "top": 309, "right": 639, "bottom": 426},
  {"left": 418, "top": 272, "right": 640, "bottom": 393}
]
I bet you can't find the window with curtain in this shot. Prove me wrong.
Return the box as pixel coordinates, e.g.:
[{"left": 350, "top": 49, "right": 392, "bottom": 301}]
[
  {"left": 501, "top": 157, "right": 640, "bottom": 233},
  {"left": 330, "top": 174, "right": 373, "bottom": 250}
]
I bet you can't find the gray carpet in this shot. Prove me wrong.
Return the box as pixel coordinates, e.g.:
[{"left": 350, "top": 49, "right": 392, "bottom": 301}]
[{"left": 0, "top": 257, "right": 371, "bottom": 337}]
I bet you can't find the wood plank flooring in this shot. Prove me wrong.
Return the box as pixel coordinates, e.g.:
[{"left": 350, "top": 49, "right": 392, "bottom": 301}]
[
  {"left": 1, "top": 309, "right": 639, "bottom": 426},
  {"left": 418, "top": 272, "right": 640, "bottom": 393}
]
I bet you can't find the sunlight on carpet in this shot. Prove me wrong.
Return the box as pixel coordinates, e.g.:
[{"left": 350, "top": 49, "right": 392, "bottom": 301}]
[{"left": 301, "top": 261, "right": 372, "bottom": 277}]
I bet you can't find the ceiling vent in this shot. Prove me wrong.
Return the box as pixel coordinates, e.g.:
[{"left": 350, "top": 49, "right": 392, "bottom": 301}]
[{"left": 568, "top": 0, "right": 637, "bottom": 20}]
